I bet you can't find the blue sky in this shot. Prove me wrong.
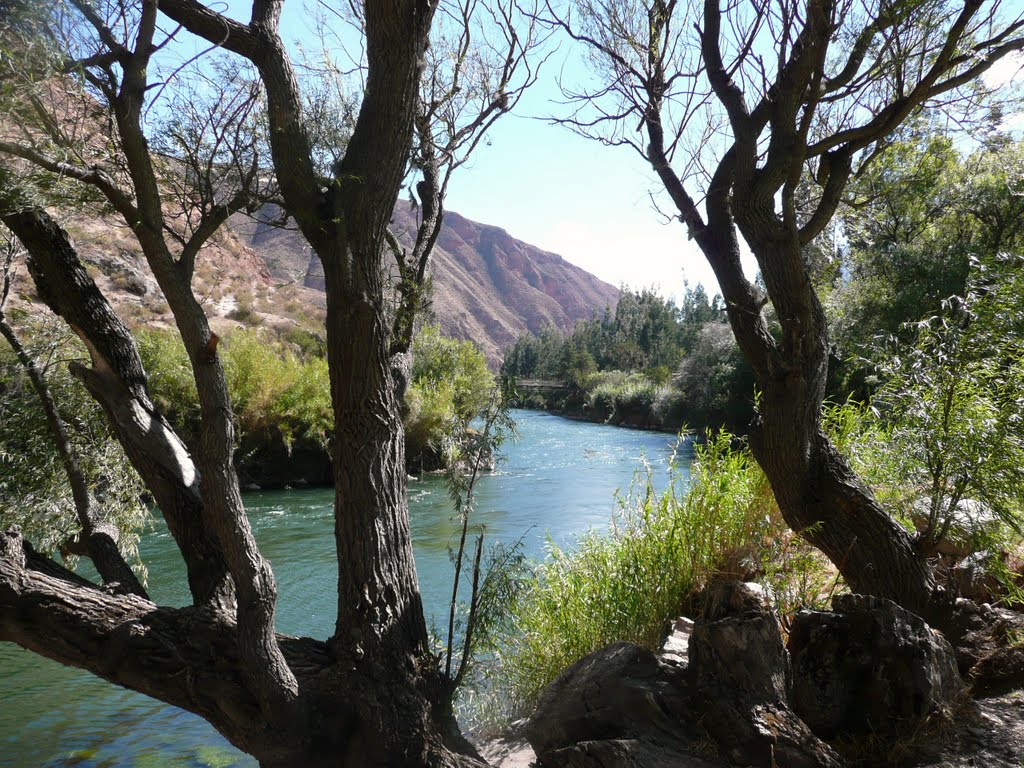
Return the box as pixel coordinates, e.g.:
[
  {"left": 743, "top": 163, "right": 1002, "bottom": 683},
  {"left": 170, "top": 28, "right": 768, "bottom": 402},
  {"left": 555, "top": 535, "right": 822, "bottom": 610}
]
[{"left": 170, "top": 2, "right": 726, "bottom": 300}]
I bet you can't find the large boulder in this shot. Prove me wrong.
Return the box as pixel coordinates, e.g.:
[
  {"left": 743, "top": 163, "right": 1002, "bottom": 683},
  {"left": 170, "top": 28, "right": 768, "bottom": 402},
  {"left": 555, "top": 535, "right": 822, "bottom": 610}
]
[
  {"left": 524, "top": 641, "right": 716, "bottom": 768},
  {"left": 524, "top": 582, "right": 843, "bottom": 768},
  {"left": 789, "top": 593, "right": 964, "bottom": 738},
  {"left": 689, "top": 582, "right": 843, "bottom": 768},
  {"left": 910, "top": 498, "right": 999, "bottom": 557}
]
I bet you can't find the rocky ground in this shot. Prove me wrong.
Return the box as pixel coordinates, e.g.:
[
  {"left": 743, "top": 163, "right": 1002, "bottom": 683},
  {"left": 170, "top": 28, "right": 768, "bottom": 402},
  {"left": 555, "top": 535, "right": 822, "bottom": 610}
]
[
  {"left": 476, "top": 588, "right": 1024, "bottom": 768},
  {"left": 915, "top": 693, "right": 1024, "bottom": 767}
]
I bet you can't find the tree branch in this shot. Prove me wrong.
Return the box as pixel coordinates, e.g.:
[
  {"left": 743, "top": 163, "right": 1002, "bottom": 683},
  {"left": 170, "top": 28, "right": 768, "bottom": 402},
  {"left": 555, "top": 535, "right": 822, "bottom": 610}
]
[
  {"left": 0, "top": 255, "right": 146, "bottom": 597},
  {"left": 0, "top": 527, "right": 335, "bottom": 760},
  {"left": 0, "top": 141, "right": 138, "bottom": 223},
  {"left": 158, "top": 0, "right": 327, "bottom": 248},
  {"left": 0, "top": 192, "right": 234, "bottom": 609}
]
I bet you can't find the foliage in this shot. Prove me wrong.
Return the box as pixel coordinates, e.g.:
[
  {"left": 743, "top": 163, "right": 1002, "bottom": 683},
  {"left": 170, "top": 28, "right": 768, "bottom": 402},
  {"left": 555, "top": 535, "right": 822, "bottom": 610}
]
[
  {"left": 826, "top": 133, "right": 1024, "bottom": 397},
  {"left": 0, "top": 318, "right": 149, "bottom": 573},
  {"left": 439, "top": 384, "right": 528, "bottom": 722},
  {"left": 405, "top": 325, "right": 495, "bottom": 469},
  {"left": 137, "top": 324, "right": 493, "bottom": 470},
  {"left": 502, "top": 287, "right": 694, "bottom": 381},
  {"left": 136, "top": 327, "right": 333, "bottom": 450},
  {"left": 503, "top": 286, "right": 752, "bottom": 431},
  {"left": 584, "top": 370, "right": 664, "bottom": 424},
  {"left": 866, "top": 252, "right": 1024, "bottom": 558},
  {"left": 672, "top": 320, "right": 754, "bottom": 430}
]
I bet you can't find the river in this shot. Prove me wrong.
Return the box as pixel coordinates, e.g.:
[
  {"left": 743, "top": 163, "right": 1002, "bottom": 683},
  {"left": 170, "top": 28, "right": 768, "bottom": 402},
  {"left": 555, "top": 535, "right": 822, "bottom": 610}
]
[{"left": 0, "top": 410, "right": 690, "bottom": 767}]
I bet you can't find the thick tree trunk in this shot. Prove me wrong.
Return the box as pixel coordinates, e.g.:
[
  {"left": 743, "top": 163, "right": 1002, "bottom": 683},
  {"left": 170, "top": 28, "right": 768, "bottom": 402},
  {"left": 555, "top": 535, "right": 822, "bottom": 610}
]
[
  {"left": 690, "top": 195, "right": 936, "bottom": 617},
  {"left": 752, "top": 381, "right": 934, "bottom": 617},
  {"left": 0, "top": 0, "right": 489, "bottom": 762}
]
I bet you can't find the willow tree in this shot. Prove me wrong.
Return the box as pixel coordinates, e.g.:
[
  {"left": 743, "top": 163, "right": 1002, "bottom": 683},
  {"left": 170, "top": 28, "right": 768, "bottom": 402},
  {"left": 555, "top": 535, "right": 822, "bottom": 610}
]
[
  {"left": 545, "top": 0, "right": 1024, "bottom": 617},
  {"left": 0, "top": 0, "right": 537, "bottom": 765}
]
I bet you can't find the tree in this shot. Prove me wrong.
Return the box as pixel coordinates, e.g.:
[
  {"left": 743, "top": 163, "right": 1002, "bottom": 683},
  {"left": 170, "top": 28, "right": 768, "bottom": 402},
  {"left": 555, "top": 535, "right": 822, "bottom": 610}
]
[
  {"left": 0, "top": 0, "right": 536, "bottom": 765},
  {"left": 826, "top": 130, "right": 1024, "bottom": 397},
  {"left": 546, "top": 0, "right": 1024, "bottom": 617},
  {"left": 0, "top": 235, "right": 148, "bottom": 594}
]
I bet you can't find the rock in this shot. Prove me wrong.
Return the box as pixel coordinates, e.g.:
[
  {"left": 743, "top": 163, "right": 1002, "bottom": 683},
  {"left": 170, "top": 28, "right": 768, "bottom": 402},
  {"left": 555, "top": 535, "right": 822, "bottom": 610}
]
[
  {"left": 789, "top": 593, "right": 964, "bottom": 739},
  {"left": 524, "top": 642, "right": 713, "bottom": 768},
  {"left": 952, "top": 551, "right": 1004, "bottom": 604},
  {"left": 911, "top": 498, "right": 999, "bottom": 557},
  {"left": 970, "top": 644, "right": 1024, "bottom": 698},
  {"left": 689, "top": 581, "right": 842, "bottom": 768},
  {"left": 235, "top": 431, "right": 333, "bottom": 489},
  {"left": 660, "top": 616, "right": 695, "bottom": 665}
]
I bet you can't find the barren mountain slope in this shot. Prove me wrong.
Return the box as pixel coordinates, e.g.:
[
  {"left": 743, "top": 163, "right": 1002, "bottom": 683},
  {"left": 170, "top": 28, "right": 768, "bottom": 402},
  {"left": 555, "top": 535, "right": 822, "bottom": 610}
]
[{"left": 229, "top": 202, "right": 619, "bottom": 364}]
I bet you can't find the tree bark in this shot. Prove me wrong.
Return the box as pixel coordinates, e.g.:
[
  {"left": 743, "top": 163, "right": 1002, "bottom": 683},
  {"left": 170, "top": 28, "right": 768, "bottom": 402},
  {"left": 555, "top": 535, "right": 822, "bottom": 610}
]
[{"left": 752, "top": 376, "right": 934, "bottom": 617}]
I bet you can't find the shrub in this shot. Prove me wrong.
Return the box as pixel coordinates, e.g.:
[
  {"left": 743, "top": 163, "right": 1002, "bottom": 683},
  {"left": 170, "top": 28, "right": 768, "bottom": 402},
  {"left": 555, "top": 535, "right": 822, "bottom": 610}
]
[
  {"left": 136, "top": 327, "right": 200, "bottom": 436},
  {"left": 137, "top": 325, "right": 493, "bottom": 470},
  {"left": 406, "top": 326, "right": 495, "bottom": 468},
  {"left": 137, "top": 328, "right": 332, "bottom": 449}
]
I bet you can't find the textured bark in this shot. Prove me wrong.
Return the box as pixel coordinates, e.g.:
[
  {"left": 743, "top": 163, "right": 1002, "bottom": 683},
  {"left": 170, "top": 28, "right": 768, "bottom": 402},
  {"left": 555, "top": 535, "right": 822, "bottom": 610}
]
[{"left": 324, "top": 0, "right": 435, "bottom": 657}]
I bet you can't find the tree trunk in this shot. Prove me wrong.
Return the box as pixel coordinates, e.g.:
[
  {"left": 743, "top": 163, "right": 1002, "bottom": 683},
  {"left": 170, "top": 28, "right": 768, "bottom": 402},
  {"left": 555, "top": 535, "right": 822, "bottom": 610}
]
[
  {"left": 752, "top": 379, "right": 934, "bottom": 617},
  {"left": 0, "top": 0, "right": 493, "bottom": 762}
]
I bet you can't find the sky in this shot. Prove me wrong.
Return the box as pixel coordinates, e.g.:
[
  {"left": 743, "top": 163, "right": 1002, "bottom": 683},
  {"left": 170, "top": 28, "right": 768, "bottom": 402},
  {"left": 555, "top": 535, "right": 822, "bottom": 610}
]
[
  {"left": 176, "top": 2, "right": 1024, "bottom": 304},
  {"left": 182, "top": 2, "right": 732, "bottom": 301}
]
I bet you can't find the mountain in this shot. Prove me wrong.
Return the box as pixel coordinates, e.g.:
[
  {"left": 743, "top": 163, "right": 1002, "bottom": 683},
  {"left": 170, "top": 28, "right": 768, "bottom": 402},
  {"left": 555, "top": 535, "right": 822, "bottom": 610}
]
[{"left": 229, "top": 202, "right": 619, "bottom": 364}]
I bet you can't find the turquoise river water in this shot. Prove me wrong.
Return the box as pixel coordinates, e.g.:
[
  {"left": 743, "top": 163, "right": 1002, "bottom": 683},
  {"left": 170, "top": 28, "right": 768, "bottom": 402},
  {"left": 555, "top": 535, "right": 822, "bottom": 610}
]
[{"left": 0, "top": 410, "right": 691, "bottom": 767}]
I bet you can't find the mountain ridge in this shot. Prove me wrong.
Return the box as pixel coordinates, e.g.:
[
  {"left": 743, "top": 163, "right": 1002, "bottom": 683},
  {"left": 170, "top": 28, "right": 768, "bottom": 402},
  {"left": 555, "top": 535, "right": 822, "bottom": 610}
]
[{"left": 229, "top": 201, "right": 619, "bottom": 364}]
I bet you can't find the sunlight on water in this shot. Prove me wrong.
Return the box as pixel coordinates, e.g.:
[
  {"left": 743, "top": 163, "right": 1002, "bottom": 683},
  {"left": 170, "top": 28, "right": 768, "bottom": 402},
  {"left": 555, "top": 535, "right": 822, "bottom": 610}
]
[{"left": 0, "top": 411, "right": 688, "bottom": 767}]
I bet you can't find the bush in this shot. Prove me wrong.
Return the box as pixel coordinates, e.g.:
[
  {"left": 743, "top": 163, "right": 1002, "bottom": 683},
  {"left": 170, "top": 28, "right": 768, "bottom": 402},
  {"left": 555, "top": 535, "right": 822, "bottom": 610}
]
[
  {"left": 137, "top": 328, "right": 332, "bottom": 449},
  {"left": 581, "top": 371, "right": 664, "bottom": 426},
  {"left": 406, "top": 326, "right": 495, "bottom": 469},
  {"left": 137, "top": 325, "right": 494, "bottom": 471},
  {"left": 135, "top": 327, "right": 200, "bottom": 437}
]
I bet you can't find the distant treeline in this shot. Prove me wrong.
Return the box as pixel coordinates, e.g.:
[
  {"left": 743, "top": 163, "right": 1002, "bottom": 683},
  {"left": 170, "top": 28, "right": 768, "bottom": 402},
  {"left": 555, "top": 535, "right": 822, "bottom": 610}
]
[{"left": 501, "top": 285, "right": 754, "bottom": 432}]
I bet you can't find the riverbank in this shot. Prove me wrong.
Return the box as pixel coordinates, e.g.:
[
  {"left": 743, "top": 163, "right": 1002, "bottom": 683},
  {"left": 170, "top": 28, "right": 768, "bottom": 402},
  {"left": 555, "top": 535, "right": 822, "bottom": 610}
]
[
  {"left": 512, "top": 386, "right": 683, "bottom": 433},
  {"left": 512, "top": 371, "right": 752, "bottom": 435}
]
